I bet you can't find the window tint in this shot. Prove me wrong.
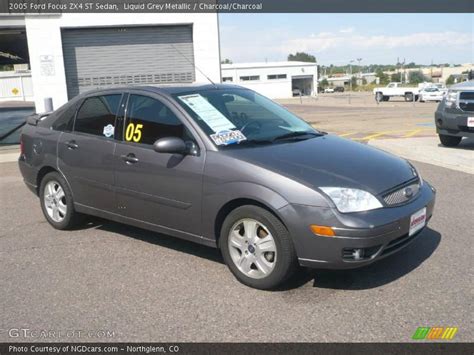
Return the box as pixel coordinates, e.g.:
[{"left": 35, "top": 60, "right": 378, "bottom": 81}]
[
  {"left": 125, "top": 95, "right": 186, "bottom": 145},
  {"left": 267, "top": 74, "right": 287, "bottom": 80},
  {"left": 222, "top": 77, "right": 233, "bottom": 82},
  {"left": 74, "top": 95, "right": 121, "bottom": 137},
  {"left": 240, "top": 76, "right": 259, "bottom": 81},
  {"left": 51, "top": 103, "right": 77, "bottom": 131}
]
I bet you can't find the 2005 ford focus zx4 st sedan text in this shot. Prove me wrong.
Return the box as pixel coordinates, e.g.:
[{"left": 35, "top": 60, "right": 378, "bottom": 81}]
[{"left": 19, "top": 84, "right": 436, "bottom": 289}]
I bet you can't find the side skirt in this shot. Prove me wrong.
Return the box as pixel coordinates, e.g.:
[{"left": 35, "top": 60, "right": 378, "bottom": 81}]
[{"left": 74, "top": 203, "right": 217, "bottom": 248}]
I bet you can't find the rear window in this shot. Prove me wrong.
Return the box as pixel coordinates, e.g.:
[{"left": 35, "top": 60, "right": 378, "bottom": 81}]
[
  {"left": 74, "top": 95, "right": 121, "bottom": 138},
  {"left": 51, "top": 104, "right": 77, "bottom": 132}
]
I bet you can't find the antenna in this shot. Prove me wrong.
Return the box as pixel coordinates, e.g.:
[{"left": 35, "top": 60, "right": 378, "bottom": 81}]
[{"left": 171, "top": 44, "right": 217, "bottom": 87}]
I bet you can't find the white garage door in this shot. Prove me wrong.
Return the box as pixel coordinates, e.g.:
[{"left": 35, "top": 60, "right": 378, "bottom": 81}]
[{"left": 61, "top": 25, "right": 195, "bottom": 98}]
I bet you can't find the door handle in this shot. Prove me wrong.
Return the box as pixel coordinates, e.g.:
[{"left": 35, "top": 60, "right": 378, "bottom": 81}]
[
  {"left": 66, "top": 140, "right": 78, "bottom": 150},
  {"left": 121, "top": 153, "right": 139, "bottom": 164}
]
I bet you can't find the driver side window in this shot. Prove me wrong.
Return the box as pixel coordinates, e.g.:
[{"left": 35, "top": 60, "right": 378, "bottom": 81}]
[{"left": 125, "top": 95, "right": 192, "bottom": 145}]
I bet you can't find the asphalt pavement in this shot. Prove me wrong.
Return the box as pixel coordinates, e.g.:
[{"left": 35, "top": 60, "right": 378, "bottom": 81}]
[{"left": 0, "top": 159, "right": 472, "bottom": 342}]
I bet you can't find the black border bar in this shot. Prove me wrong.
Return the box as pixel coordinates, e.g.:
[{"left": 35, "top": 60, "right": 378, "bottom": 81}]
[
  {"left": 2, "top": 0, "right": 474, "bottom": 13},
  {"left": 1, "top": 343, "right": 473, "bottom": 354}
]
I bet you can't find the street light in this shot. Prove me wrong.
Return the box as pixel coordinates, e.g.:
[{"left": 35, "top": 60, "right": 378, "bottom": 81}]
[{"left": 349, "top": 60, "right": 355, "bottom": 104}]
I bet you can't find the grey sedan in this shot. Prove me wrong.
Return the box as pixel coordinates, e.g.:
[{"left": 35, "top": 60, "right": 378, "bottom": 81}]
[{"left": 19, "top": 84, "right": 436, "bottom": 289}]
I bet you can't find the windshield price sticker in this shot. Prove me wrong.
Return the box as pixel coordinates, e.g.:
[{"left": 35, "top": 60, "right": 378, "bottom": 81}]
[
  {"left": 178, "top": 94, "right": 236, "bottom": 132},
  {"left": 210, "top": 130, "right": 247, "bottom": 146}
]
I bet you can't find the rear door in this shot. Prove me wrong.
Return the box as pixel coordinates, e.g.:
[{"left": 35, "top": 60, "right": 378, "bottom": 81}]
[
  {"left": 114, "top": 93, "right": 205, "bottom": 235},
  {"left": 58, "top": 93, "right": 124, "bottom": 211}
]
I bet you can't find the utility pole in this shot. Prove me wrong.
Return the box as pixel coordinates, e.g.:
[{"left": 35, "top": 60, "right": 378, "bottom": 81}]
[{"left": 349, "top": 60, "right": 354, "bottom": 104}]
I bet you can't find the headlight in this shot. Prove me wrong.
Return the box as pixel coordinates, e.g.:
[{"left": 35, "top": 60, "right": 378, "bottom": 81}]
[
  {"left": 320, "top": 187, "right": 383, "bottom": 213},
  {"left": 445, "top": 90, "right": 458, "bottom": 107}
]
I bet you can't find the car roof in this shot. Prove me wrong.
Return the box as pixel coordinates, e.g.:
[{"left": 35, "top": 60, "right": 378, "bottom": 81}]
[
  {"left": 78, "top": 83, "right": 246, "bottom": 97},
  {"left": 451, "top": 80, "right": 474, "bottom": 90}
]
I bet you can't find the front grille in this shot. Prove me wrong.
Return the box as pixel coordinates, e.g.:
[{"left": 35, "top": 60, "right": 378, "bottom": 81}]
[
  {"left": 459, "top": 91, "right": 474, "bottom": 112},
  {"left": 383, "top": 181, "right": 420, "bottom": 206}
]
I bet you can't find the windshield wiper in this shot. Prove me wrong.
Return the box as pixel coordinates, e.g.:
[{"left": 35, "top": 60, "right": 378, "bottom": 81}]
[{"left": 271, "top": 131, "right": 322, "bottom": 143}]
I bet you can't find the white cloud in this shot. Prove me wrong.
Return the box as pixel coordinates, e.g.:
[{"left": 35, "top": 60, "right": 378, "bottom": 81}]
[
  {"left": 280, "top": 31, "right": 473, "bottom": 54},
  {"left": 339, "top": 27, "right": 355, "bottom": 33}
]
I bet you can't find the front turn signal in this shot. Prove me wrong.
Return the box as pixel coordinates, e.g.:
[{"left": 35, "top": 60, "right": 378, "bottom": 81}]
[{"left": 310, "top": 225, "right": 335, "bottom": 237}]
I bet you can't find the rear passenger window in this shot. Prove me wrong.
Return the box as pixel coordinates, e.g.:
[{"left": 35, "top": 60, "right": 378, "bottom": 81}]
[
  {"left": 74, "top": 95, "right": 121, "bottom": 138},
  {"left": 125, "top": 95, "right": 187, "bottom": 145},
  {"left": 51, "top": 104, "right": 77, "bottom": 132}
]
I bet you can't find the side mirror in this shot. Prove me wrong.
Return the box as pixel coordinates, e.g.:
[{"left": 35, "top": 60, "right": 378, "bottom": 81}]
[{"left": 153, "top": 137, "right": 187, "bottom": 155}]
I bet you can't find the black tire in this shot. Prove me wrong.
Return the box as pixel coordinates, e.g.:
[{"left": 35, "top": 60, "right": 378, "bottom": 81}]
[
  {"left": 382, "top": 96, "right": 390, "bottom": 101},
  {"left": 219, "top": 205, "right": 297, "bottom": 290},
  {"left": 405, "top": 93, "right": 414, "bottom": 102},
  {"left": 439, "top": 134, "right": 462, "bottom": 147},
  {"left": 39, "top": 171, "right": 83, "bottom": 230}
]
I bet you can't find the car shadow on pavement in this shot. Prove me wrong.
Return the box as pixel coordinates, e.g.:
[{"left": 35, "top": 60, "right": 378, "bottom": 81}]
[
  {"left": 438, "top": 137, "right": 474, "bottom": 150},
  {"left": 86, "top": 218, "right": 440, "bottom": 291},
  {"left": 302, "top": 227, "right": 441, "bottom": 291},
  {"left": 89, "top": 218, "right": 225, "bottom": 264}
]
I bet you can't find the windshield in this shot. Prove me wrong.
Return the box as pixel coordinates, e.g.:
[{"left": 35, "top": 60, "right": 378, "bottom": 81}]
[{"left": 173, "top": 88, "right": 318, "bottom": 147}]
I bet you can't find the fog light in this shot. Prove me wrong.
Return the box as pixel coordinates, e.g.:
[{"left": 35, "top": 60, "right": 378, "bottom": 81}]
[
  {"left": 310, "top": 225, "right": 335, "bottom": 237},
  {"left": 352, "top": 248, "right": 363, "bottom": 260}
]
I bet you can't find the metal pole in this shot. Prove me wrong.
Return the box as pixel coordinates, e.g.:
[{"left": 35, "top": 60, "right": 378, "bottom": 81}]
[
  {"left": 19, "top": 75, "right": 25, "bottom": 101},
  {"left": 349, "top": 63, "right": 352, "bottom": 104}
]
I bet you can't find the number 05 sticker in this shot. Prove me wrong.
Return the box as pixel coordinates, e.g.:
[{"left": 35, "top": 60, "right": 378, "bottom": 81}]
[{"left": 125, "top": 123, "right": 143, "bottom": 143}]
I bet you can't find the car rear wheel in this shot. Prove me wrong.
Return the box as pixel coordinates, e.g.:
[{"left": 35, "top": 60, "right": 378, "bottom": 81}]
[
  {"left": 40, "top": 171, "right": 83, "bottom": 230},
  {"left": 439, "top": 134, "right": 462, "bottom": 147},
  {"left": 405, "top": 93, "right": 414, "bottom": 101},
  {"left": 220, "top": 205, "right": 297, "bottom": 290}
]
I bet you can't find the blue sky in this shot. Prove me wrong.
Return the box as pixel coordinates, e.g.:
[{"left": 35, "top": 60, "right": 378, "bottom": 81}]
[{"left": 218, "top": 14, "right": 474, "bottom": 65}]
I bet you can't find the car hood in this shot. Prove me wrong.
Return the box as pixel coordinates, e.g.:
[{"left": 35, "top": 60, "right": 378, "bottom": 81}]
[{"left": 223, "top": 135, "right": 417, "bottom": 195}]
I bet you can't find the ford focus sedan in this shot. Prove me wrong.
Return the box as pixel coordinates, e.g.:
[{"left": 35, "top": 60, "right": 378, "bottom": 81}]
[{"left": 19, "top": 84, "right": 436, "bottom": 289}]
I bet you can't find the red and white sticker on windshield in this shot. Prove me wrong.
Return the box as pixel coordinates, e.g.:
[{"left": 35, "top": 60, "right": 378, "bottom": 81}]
[{"left": 409, "top": 207, "right": 427, "bottom": 236}]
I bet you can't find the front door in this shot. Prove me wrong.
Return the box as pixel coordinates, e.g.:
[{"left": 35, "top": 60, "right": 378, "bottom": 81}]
[
  {"left": 114, "top": 93, "right": 205, "bottom": 236},
  {"left": 58, "top": 93, "right": 123, "bottom": 212}
]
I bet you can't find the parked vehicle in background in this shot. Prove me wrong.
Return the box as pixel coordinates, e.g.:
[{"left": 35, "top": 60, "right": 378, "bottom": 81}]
[
  {"left": 419, "top": 87, "right": 445, "bottom": 103},
  {"left": 373, "top": 82, "right": 420, "bottom": 102},
  {"left": 334, "top": 86, "right": 345, "bottom": 93},
  {"left": 435, "top": 80, "right": 474, "bottom": 147},
  {"left": 324, "top": 88, "right": 335, "bottom": 93},
  {"left": 292, "top": 89, "right": 302, "bottom": 97}
]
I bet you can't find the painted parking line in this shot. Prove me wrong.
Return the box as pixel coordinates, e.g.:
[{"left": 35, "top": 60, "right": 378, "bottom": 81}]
[
  {"left": 403, "top": 129, "right": 424, "bottom": 138},
  {"left": 338, "top": 128, "right": 436, "bottom": 141}
]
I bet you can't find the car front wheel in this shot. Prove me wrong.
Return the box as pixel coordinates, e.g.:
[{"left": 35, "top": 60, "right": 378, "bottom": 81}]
[
  {"left": 220, "top": 205, "right": 297, "bottom": 290},
  {"left": 439, "top": 134, "right": 462, "bottom": 147},
  {"left": 40, "top": 171, "right": 83, "bottom": 230}
]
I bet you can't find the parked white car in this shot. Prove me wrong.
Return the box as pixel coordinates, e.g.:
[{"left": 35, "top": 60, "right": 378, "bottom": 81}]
[
  {"left": 419, "top": 87, "right": 445, "bottom": 102},
  {"left": 324, "top": 88, "right": 335, "bottom": 93},
  {"left": 373, "top": 82, "right": 420, "bottom": 102}
]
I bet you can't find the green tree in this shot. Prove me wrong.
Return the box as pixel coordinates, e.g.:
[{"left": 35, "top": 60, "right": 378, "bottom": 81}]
[
  {"left": 221, "top": 58, "right": 232, "bottom": 64},
  {"left": 391, "top": 72, "right": 402, "bottom": 82},
  {"left": 375, "top": 68, "right": 389, "bottom": 85},
  {"left": 350, "top": 76, "right": 358, "bottom": 89},
  {"left": 320, "top": 78, "right": 329, "bottom": 88},
  {"left": 446, "top": 75, "right": 455, "bottom": 85},
  {"left": 408, "top": 70, "right": 427, "bottom": 84},
  {"left": 288, "top": 52, "right": 316, "bottom": 63}
]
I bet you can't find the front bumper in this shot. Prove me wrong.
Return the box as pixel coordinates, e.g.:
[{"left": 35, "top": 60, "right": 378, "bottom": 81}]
[
  {"left": 435, "top": 107, "right": 474, "bottom": 138},
  {"left": 279, "top": 182, "right": 436, "bottom": 269}
]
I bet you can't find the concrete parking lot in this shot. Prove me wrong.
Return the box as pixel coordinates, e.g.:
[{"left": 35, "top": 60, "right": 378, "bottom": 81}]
[
  {"left": 279, "top": 92, "right": 439, "bottom": 141},
  {"left": 0, "top": 92, "right": 472, "bottom": 343}
]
